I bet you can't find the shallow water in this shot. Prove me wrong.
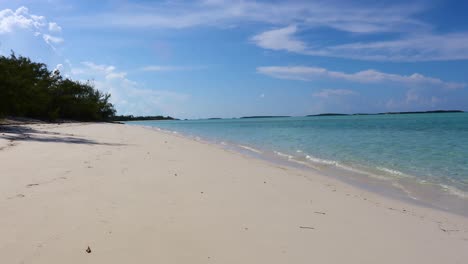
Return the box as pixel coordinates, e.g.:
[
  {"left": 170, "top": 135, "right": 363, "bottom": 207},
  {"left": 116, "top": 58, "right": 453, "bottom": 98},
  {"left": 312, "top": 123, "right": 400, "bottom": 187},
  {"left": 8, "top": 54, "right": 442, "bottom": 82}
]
[{"left": 127, "top": 113, "right": 468, "bottom": 214}]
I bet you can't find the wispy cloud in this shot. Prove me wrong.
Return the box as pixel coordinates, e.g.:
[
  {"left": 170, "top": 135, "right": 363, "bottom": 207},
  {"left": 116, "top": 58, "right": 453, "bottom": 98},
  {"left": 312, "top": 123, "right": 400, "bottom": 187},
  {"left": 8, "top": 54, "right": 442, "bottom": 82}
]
[
  {"left": 72, "top": 62, "right": 125, "bottom": 79},
  {"left": 69, "top": 61, "right": 189, "bottom": 116},
  {"left": 251, "top": 25, "right": 306, "bottom": 53},
  {"left": 59, "top": 1, "right": 468, "bottom": 61},
  {"left": 257, "top": 66, "right": 466, "bottom": 90},
  {"left": 326, "top": 33, "right": 468, "bottom": 61},
  {"left": 67, "top": 1, "right": 426, "bottom": 33},
  {"left": 48, "top": 22, "right": 62, "bottom": 32},
  {"left": 252, "top": 26, "right": 468, "bottom": 61},
  {"left": 42, "top": 34, "right": 64, "bottom": 44},
  {"left": 313, "top": 89, "right": 357, "bottom": 98},
  {"left": 384, "top": 87, "right": 450, "bottom": 111},
  {"left": 0, "top": 6, "right": 64, "bottom": 49},
  {"left": 141, "top": 65, "right": 202, "bottom": 72}
]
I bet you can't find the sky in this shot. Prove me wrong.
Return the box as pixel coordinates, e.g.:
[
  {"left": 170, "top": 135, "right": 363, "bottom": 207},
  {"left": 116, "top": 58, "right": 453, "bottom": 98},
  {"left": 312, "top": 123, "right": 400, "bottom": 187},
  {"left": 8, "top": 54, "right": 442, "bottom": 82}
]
[{"left": 1, "top": 0, "right": 468, "bottom": 119}]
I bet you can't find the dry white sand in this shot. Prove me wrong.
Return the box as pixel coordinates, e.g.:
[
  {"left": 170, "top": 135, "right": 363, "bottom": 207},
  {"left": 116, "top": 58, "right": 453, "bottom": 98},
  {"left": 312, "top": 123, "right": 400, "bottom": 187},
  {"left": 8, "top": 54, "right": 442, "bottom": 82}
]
[{"left": 0, "top": 123, "right": 467, "bottom": 263}]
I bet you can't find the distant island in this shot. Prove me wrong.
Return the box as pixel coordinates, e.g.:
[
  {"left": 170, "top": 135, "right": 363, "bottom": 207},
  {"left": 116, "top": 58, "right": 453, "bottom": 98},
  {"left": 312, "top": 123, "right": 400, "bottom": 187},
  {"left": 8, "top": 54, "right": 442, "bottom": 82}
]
[
  {"left": 112, "top": 115, "right": 177, "bottom": 121},
  {"left": 375, "top": 110, "right": 464, "bottom": 115},
  {"left": 307, "top": 113, "right": 349, "bottom": 117},
  {"left": 240, "top": 116, "right": 291, "bottom": 119},
  {"left": 307, "top": 110, "right": 464, "bottom": 117}
]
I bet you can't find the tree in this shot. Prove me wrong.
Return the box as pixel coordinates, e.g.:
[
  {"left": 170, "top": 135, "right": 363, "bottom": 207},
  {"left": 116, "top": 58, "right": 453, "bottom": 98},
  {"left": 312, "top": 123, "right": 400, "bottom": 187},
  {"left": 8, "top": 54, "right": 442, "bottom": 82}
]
[{"left": 0, "top": 52, "right": 116, "bottom": 121}]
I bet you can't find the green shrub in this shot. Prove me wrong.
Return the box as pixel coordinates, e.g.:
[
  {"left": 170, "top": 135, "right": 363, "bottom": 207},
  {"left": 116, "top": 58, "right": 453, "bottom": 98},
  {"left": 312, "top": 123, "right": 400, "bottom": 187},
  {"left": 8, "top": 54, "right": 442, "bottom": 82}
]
[{"left": 0, "top": 52, "right": 116, "bottom": 121}]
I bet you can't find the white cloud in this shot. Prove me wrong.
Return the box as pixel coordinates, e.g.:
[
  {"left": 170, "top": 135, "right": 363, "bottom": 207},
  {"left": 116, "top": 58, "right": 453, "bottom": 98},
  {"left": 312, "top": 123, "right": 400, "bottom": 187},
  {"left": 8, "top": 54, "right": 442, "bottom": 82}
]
[
  {"left": 251, "top": 27, "right": 468, "bottom": 61},
  {"left": 68, "top": 1, "right": 426, "bottom": 33},
  {"left": 42, "top": 34, "right": 64, "bottom": 44},
  {"left": 257, "top": 66, "right": 466, "bottom": 90},
  {"left": 251, "top": 25, "right": 306, "bottom": 53},
  {"left": 384, "top": 87, "right": 449, "bottom": 111},
  {"left": 105, "top": 72, "right": 127, "bottom": 80},
  {"left": 313, "top": 89, "right": 357, "bottom": 98},
  {"left": 79, "top": 61, "right": 120, "bottom": 76},
  {"left": 141, "top": 65, "right": 199, "bottom": 72},
  {"left": 0, "top": 6, "right": 45, "bottom": 33},
  {"left": 326, "top": 33, "right": 468, "bottom": 61},
  {"left": 74, "top": 61, "right": 134, "bottom": 80},
  {"left": 69, "top": 61, "right": 189, "bottom": 116},
  {"left": 48, "top": 22, "right": 62, "bottom": 32},
  {"left": 0, "top": 6, "right": 64, "bottom": 49},
  {"left": 59, "top": 1, "right": 468, "bottom": 61}
]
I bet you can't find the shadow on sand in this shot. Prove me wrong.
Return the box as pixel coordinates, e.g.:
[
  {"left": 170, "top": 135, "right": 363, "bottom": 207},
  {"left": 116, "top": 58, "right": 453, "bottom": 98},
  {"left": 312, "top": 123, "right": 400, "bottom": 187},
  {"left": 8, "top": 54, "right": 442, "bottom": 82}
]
[{"left": 0, "top": 125, "right": 124, "bottom": 146}]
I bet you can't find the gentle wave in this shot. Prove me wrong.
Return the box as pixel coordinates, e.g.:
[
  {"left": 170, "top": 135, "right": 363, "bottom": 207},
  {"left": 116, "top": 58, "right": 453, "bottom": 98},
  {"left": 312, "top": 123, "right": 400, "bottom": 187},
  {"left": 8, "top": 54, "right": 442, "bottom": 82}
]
[
  {"left": 305, "top": 155, "right": 337, "bottom": 166},
  {"left": 274, "top": 150, "right": 468, "bottom": 200},
  {"left": 391, "top": 182, "right": 419, "bottom": 200},
  {"left": 440, "top": 184, "right": 468, "bottom": 199},
  {"left": 376, "top": 167, "right": 405, "bottom": 177},
  {"left": 274, "top": 151, "right": 294, "bottom": 159},
  {"left": 238, "top": 145, "right": 263, "bottom": 154},
  {"left": 273, "top": 150, "right": 391, "bottom": 181}
]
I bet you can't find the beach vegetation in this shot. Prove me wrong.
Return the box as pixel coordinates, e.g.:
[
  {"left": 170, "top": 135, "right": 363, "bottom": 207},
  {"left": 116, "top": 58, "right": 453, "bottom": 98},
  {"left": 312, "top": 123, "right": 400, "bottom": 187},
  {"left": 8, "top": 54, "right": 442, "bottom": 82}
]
[
  {"left": 0, "top": 52, "right": 115, "bottom": 121},
  {"left": 111, "top": 115, "right": 176, "bottom": 121}
]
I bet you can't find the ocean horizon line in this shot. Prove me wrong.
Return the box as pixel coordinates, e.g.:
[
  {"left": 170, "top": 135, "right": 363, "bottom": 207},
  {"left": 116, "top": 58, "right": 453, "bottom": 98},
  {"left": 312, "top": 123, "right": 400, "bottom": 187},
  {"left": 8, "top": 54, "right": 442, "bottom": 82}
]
[{"left": 130, "top": 109, "right": 465, "bottom": 122}]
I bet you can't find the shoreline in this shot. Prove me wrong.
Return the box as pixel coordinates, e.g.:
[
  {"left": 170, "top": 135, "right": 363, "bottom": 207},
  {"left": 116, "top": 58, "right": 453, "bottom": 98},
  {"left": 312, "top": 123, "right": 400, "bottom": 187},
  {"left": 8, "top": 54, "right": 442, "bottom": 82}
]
[
  {"left": 133, "top": 123, "right": 468, "bottom": 217},
  {"left": 1, "top": 123, "right": 467, "bottom": 263}
]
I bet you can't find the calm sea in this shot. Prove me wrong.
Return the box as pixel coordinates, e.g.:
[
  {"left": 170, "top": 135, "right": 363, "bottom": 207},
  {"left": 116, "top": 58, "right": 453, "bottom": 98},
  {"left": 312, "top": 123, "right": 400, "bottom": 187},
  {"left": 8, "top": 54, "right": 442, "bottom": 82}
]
[{"left": 127, "top": 113, "right": 468, "bottom": 214}]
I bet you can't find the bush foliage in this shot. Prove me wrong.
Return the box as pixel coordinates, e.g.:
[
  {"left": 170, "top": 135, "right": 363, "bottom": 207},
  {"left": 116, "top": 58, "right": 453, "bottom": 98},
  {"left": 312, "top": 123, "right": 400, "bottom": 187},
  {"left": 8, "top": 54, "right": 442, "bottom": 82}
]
[{"left": 0, "top": 52, "right": 116, "bottom": 121}]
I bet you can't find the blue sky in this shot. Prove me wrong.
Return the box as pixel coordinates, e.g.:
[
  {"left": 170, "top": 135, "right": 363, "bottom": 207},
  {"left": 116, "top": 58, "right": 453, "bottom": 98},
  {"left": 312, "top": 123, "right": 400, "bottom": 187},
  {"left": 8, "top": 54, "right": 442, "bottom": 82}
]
[{"left": 1, "top": 0, "right": 468, "bottom": 118}]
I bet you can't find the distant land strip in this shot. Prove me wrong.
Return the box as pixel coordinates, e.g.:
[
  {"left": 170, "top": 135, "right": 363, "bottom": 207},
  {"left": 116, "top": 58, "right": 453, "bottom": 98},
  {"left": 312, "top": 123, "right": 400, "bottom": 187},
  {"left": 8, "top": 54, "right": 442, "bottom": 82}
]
[
  {"left": 307, "top": 110, "right": 464, "bottom": 117},
  {"left": 240, "top": 116, "right": 291, "bottom": 119},
  {"left": 112, "top": 115, "right": 177, "bottom": 121}
]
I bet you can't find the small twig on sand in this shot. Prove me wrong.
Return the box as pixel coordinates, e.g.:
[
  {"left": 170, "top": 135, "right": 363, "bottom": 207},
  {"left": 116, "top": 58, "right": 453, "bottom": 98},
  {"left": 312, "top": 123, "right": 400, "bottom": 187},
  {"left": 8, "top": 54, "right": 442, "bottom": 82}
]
[{"left": 439, "top": 225, "right": 459, "bottom": 233}]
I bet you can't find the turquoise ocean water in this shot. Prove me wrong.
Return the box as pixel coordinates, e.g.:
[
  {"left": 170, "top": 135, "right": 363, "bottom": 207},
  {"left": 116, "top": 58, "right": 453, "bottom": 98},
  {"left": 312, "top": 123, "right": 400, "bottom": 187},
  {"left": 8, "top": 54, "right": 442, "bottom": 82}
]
[{"left": 127, "top": 113, "right": 468, "bottom": 214}]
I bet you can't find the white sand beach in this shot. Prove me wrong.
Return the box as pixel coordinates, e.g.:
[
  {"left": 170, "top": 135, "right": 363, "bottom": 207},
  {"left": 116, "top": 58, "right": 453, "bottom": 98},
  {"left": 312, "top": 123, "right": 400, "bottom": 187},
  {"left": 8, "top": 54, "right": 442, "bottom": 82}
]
[{"left": 0, "top": 123, "right": 467, "bottom": 263}]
